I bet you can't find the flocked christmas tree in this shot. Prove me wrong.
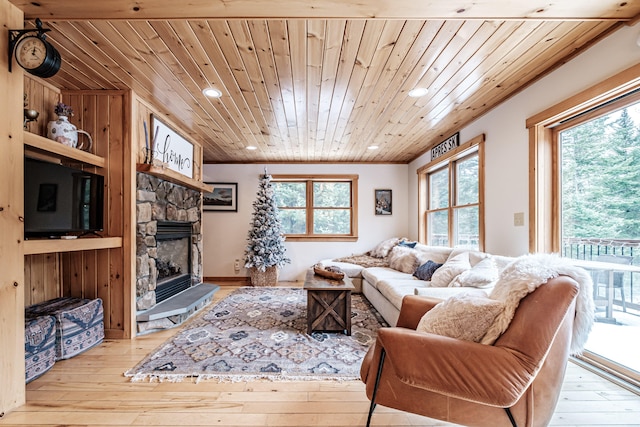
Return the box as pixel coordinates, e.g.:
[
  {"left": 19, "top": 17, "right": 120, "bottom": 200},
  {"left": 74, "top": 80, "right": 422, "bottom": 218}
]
[{"left": 244, "top": 173, "right": 290, "bottom": 285}]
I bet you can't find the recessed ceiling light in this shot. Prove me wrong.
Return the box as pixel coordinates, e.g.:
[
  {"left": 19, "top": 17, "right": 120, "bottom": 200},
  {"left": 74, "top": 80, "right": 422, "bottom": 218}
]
[
  {"left": 368, "top": 145, "right": 379, "bottom": 150},
  {"left": 408, "top": 87, "right": 428, "bottom": 97},
  {"left": 202, "top": 87, "right": 222, "bottom": 98},
  {"left": 246, "top": 145, "right": 257, "bottom": 150}
]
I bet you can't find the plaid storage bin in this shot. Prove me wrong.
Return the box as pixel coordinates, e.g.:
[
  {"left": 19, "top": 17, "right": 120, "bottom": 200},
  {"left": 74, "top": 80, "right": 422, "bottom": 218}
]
[
  {"left": 25, "top": 297, "right": 104, "bottom": 360},
  {"left": 24, "top": 315, "right": 57, "bottom": 383}
]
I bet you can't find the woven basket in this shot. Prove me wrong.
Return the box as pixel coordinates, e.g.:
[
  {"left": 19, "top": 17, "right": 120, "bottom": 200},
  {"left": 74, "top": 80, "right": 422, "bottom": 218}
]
[
  {"left": 249, "top": 266, "right": 279, "bottom": 287},
  {"left": 313, "top": 264, "right": 345, "bottom": 280}
]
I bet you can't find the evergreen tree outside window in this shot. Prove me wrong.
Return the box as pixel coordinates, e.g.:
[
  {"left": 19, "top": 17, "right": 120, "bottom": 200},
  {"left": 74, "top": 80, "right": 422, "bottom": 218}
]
[
  {"left": 559, "top": 97, "right": 640, "bottom": 246},
  {"left": 272, "top": 175, "right": 358, "bottom": 241}
]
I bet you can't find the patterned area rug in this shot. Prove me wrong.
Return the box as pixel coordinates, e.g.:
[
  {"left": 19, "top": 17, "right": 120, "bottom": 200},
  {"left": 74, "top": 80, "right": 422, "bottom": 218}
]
[{"left": 125, "top": 287, "right": 387, "bottom": 382}]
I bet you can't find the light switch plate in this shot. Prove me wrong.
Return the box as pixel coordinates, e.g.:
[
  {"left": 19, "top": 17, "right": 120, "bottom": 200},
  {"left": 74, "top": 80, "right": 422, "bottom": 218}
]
[{"left": 514, "top": 212, "right": 525, "bottom": 227}]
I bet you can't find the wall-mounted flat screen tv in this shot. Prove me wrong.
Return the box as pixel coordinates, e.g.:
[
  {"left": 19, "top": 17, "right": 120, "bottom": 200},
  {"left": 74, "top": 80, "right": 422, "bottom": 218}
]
[{"left": 24, "top": 157, "right": 105, "bottom": 238}]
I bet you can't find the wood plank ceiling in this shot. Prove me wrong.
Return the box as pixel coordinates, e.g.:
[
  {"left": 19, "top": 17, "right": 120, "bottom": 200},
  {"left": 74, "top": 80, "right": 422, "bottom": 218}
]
[{"left": 11, "top": 1, "right": 640, "bottom": 163}]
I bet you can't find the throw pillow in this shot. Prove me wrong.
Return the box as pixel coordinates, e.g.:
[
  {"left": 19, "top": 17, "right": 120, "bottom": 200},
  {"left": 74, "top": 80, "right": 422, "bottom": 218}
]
[
  {"left": 369, "top": 237, "right": 400, "bottom": 258},
  {"left": 398, "top": 240, "right": 417, "bottom": 248},
  {"left": 388, "top": 246, "right": 420, "bottom": 274},
  {"left": 416, "top": 294, "right": 505, "bottom": 342},
  {"left": 429, "top": 252, "right": 471, "bottom": 287},
  {"left": 450, "top": 257, "right": 499, "bottom": 288},
  {"left": 413, "top": 260, "right": 443, "bottom": 281}
]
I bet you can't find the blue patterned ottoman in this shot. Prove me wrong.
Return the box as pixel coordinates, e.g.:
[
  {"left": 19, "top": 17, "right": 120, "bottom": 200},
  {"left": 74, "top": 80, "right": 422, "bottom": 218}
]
[
  {"left": 24, "top": 315, "right": 57, "bottom": 383},
  {"left": 25, "top": 297, "right": 104, "bottom": 360}
]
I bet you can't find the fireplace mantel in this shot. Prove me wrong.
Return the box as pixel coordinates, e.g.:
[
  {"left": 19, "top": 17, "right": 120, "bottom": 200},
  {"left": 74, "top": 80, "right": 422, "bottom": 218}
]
[{"left": 136, "top": 163, "right": 213, "bottom": 192}]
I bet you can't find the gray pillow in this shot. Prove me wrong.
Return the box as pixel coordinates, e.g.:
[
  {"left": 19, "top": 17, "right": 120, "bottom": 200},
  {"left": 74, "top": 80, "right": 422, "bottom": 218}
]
[{"left": 413, "top": 260, "right": 443, "bottom": 281}]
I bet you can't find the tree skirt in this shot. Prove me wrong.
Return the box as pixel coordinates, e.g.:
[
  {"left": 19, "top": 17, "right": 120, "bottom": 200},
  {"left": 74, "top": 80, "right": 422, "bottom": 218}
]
[{"left": 125, "top": 287, "right": 387, "bottom": 382}]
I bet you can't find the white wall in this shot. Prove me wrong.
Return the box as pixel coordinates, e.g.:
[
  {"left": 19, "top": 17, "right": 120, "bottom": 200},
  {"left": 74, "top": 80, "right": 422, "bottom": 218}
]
[
  {"left": 409, "top": 23, "right": 640, "bottom": 257},
  {"left": 202, "top": 163, "right": 408, "bottom": 281}
]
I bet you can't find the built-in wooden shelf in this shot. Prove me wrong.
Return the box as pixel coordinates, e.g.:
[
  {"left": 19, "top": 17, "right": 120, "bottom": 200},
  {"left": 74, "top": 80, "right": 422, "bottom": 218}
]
[
  {"left": 136, "top": 163, "right": 213, "bottom": 192},
  {"left": 24, "top": 236, "right": 123, "bottom": 255},
  {"left": 23, "top": 131, "right": 106, "bottom": 168}
]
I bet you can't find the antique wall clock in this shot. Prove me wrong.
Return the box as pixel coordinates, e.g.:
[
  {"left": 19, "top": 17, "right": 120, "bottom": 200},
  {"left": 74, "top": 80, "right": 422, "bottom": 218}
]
[{"left": 8, "top": 18, "right": 61, "bottom": 78}]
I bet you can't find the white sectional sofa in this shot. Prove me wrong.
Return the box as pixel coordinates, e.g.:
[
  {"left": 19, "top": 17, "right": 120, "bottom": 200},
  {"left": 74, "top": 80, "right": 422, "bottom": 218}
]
[{"left": 320, "top": 238, "right": 515, "bottom": 326}]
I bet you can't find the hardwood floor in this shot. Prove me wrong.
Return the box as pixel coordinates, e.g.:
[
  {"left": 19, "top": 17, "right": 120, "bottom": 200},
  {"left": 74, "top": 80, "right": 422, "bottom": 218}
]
[{"left": 3, "top": 285, "right": 640, "bottom": 427}]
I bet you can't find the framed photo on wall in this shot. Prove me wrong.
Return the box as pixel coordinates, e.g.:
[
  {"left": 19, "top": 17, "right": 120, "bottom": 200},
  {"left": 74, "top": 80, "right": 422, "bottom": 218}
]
[
  {"left": 204, "top": 183, "right": 238, "bottom": 212},
  {"left": 375, "top": 189, "right": 392, "bottom": 215}
]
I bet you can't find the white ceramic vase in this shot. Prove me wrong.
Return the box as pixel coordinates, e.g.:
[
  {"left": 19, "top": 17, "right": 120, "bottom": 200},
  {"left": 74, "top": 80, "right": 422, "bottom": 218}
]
[{"left": 47, "top": 115, "right": 93, "bottom": 151}]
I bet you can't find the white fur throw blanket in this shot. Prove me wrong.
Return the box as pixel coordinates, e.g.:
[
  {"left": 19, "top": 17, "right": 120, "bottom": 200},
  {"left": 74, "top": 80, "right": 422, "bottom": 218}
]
[{"left": 480, "top": 253, "right": 594, "bottom": 355}]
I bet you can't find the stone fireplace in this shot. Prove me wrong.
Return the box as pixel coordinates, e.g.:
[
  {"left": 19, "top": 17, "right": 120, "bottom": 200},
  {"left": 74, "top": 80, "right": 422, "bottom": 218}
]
[{"left": 135, "top": 173, "right": 203, "bottom": 314}]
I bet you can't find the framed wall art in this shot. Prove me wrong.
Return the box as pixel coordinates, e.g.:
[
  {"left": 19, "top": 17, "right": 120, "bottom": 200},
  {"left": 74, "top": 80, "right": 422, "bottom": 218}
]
[
  {"left": 149, "top": 114, "right": 194, "bottom": 179},
  {"left": 204, "top": 183, "right": 238, "bottom": 212},
  {"left": 375, "top": 189, "right": 392, "bottom": 215}
]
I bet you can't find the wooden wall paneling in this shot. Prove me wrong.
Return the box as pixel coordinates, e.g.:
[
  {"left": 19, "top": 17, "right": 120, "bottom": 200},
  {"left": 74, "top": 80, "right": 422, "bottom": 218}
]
[
  {"left": 23, "top": 75, "right": 61, "bottom": 136},
  {"left": 107, "top": 93, "right": 126, "bottom": 337},
  {"left": 58, "top": 90, "right": 129, "bottom": 337},
  {"left": 1, "top": 2, "right": 26, "bottom": 413},
  {"left": 67, "top": 251, "right": 85, "bottom": 297},
  {"left": 23, "top": 254, "right": 61, "bottom": 305},
  {"left": 83, "top": 250, "right": 99, "bottom": 299}
]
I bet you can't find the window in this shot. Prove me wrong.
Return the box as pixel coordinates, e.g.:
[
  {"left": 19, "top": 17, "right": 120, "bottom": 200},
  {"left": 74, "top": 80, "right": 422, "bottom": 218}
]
[
  {"left": 558, "top": 93, "right": 640, "bottom": 250},
  {"left": 528, "top": 63, "right": 640, "bottom": 388},
  {"left": 418, "top": 134, "right": 484, "bottom": 250},
  {"left": 272, "top": 175, "right": 358, "bottom": 241}
]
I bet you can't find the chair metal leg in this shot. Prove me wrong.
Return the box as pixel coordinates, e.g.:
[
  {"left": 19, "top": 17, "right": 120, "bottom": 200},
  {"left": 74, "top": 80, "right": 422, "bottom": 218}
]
[
  {"left": 366, "top": 349, "right": 386, "bottom": 427},
  {"left": 504, "top": 407, "right": 518, "bottom": 427}
]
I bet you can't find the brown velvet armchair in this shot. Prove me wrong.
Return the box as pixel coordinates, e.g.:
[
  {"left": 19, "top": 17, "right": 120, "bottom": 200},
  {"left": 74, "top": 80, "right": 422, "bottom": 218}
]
[{"left": 360, "top": 275, "right": 580, "bottom": 427}]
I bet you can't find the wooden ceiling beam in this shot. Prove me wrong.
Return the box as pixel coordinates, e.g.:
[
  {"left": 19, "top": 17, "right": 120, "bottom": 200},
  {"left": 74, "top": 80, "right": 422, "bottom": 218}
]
[{"left": 9, "top": 0, "right": 640, "bottom": 21}]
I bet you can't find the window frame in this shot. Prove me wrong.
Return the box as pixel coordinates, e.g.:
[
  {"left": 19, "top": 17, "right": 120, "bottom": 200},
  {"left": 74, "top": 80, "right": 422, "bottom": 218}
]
[
  {"left": 527, "top": 62, "right": 640, "bottom": 390},
  {"left": 272, "top": 174, "right": 358, "bottom": 242},
  {"left": 417, "top": 134, "right": 485, "bottom": 250},
  {"left": 527, "top": 63, "right": 640, "bottom": 254}
]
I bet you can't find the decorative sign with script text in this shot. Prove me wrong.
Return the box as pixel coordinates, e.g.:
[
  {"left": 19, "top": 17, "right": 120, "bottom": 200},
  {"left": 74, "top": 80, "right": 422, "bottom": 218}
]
[
  {"left": 431, "top": 132, "right": 460, "bottom": 160},
  {"left": 150, "top": 115, "right": 194, "bottom": 178}
]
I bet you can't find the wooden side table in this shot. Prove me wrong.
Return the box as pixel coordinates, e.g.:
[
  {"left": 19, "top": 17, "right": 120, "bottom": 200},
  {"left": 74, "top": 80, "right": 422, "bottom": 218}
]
[{"left": 303, "top": 269, "right": 355, "bottom": 335}]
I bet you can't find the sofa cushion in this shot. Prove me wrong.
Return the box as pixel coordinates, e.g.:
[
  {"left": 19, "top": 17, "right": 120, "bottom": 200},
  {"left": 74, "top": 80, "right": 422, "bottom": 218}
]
[
  {"left": 369, "top": 237, "right": 400, "bottom": 258},
  {"left": 417, "top": 293, "right": 505, "bottom": 342},
  {"left": 414, "top": 287, "right": 488, "bottom": 298},
  {"left": 362, "top": 267, "right": 413, "bottom": 289},
  {"left": 429, "top": 252, "right": 471, "bottom": 287},
  {"left": 376, "top": 280, "right": 420, "bottom": 310},
  {"left": 450, "top": 257, "right": 499, "bottom": 288},
  {"left": 388, "top": 246, "right": 423, "bottom": 274},
  {"left": 413, "top": 260, "right": 443, "bottom": 281}
]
